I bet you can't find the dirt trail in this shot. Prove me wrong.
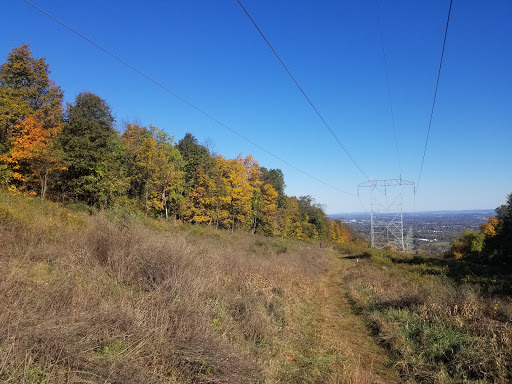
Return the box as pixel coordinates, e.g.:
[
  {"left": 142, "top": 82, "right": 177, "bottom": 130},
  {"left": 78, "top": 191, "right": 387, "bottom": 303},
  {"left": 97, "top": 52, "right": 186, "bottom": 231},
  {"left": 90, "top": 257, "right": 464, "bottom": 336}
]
[{"left": 314, "top": 250, "right": 400, "bottom": 383}]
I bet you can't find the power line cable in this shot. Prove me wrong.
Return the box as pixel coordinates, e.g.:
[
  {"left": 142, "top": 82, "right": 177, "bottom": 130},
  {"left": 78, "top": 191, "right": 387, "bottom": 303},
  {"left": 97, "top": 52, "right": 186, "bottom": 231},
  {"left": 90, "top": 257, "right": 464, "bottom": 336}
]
[
  {"left": 235, "top": 0, "right": 370, "bottom": 181},
  {"left": 22, "top": 0, "right": 355, "bottom": 197},
  {"left": 375, "top": 0, "right": 402, "bottom": 178},
  {"left": 417, "top": 0, "right": 453, "bottom": 190}
]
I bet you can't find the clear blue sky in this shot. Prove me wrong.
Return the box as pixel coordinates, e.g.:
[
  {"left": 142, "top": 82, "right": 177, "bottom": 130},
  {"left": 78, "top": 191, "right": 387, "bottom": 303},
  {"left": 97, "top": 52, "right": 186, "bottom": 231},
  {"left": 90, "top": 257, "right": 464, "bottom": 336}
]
[{"left": 2, "top": 0, "right": 511, "bottom": 213}]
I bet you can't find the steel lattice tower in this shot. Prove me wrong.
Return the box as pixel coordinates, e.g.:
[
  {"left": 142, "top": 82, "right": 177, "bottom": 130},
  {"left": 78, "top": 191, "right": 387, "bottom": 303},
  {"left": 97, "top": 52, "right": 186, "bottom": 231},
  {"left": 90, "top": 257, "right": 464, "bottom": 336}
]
[{"left": 358, "top": 178, "right": 415, "bottom": 251}]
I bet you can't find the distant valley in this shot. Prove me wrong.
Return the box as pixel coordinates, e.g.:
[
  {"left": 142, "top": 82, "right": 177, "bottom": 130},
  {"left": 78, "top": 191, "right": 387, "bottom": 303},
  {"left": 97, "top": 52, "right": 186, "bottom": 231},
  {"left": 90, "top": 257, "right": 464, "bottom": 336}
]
[{"left": 331, "top": 209, "right": 495, "bottom": 255}]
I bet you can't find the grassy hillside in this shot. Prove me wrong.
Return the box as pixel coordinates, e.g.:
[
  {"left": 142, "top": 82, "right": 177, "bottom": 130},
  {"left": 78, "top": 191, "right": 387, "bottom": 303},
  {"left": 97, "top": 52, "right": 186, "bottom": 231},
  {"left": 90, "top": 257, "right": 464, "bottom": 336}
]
[
  {"left": 2, "top": 191, "right": 511, "bottom": 383},
  {"left": 0, "top": 191, "right": 370, "bottom": 383}
]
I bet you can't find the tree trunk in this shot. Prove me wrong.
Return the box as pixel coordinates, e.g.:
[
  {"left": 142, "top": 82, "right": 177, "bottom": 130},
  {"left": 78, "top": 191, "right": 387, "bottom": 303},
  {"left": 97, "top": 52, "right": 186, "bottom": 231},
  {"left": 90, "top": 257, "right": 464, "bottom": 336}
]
[
  {"left": 145, "top": 189, "right": 149, "bottom": 216},
  {"left": 162, "top": 189, "right": 168, "bottom": 219},
  {"left": 42, "top": 171, "right": 48, "bottom": 200},
  {"left": 37, "top": 170, "right": 48, "bottom": 200},
  {"left": 252, "top": 214, "right": 257, "bottom": 234}
]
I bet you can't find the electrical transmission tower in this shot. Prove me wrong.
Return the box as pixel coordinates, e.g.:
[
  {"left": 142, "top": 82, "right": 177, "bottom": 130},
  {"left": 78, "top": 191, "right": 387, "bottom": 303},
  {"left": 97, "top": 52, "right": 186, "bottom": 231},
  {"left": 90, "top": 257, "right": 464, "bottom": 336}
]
[{"left": 358, "top": 178, "right": 415, "bottom": 252}]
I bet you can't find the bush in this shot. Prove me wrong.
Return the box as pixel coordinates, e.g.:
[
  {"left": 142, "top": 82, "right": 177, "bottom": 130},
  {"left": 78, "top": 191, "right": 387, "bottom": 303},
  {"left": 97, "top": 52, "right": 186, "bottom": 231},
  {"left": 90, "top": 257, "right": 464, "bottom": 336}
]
[{"left": 446, "top": 230, "right": 485, "bottom": 260}]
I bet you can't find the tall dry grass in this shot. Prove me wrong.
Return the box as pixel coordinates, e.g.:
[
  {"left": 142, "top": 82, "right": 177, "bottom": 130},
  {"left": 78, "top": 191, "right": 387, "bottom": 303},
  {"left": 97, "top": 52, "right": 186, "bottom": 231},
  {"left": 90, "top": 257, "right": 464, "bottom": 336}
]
[{"left": 0, "top": 192, "right": 354, "bottom": 383}]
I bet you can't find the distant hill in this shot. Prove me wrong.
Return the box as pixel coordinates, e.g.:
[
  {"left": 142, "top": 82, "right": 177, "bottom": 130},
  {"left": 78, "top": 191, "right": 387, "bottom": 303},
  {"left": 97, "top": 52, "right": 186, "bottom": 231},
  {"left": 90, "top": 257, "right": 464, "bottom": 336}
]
[{"left": 329, "top": 209, "right": 495, "bottom": 220}]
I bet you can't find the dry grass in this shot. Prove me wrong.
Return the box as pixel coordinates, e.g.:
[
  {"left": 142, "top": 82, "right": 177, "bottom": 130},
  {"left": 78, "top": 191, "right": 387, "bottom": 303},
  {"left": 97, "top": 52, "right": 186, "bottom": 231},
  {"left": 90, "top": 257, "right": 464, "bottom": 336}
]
[
  {"left": 1, "top": 192, "right": 373, "bottom": 383},
  {"left": 343, "top": 249, "right": 512, "bottom": 383}
]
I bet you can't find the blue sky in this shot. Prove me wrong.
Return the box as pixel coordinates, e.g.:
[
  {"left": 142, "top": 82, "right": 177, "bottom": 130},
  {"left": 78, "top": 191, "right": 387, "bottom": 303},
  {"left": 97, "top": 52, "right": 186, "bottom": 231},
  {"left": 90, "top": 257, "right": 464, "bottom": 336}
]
[{"left": 2, "top": 0, "right": 511, "bottom": 213}]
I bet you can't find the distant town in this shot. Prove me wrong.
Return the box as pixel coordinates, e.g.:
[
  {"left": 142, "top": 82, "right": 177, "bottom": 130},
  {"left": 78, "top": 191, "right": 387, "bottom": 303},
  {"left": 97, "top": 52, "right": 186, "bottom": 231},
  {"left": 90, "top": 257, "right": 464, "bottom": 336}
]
[{"left": 332, "top": 209, "right": 495, "bottom": 255}]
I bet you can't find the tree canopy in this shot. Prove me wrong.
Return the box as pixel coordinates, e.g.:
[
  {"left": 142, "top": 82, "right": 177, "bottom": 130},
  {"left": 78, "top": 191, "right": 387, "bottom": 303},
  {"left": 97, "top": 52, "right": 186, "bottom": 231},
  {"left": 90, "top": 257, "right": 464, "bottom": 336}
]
[
  {"left": 0, "top": 44, "right": 357, "bottom": 244},
  {"left": 58, "top": 92, "right": 119, "bottom": 206},
  {"left": 447, "top": 193, "right": 512, "bottom": 263},
  {"left": 0, "top": 44, "right": 63, "bottom": 148}
]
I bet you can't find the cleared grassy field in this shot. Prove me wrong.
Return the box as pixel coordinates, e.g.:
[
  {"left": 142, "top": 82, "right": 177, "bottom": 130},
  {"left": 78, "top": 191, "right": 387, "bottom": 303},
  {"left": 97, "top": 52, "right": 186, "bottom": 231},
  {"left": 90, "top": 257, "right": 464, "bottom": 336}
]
[
  {"left": 3, "top": 191, "right": 510, "bottom": 383},
  {"left": 0, "top": 191, "right": 385, "bottom": 383}
]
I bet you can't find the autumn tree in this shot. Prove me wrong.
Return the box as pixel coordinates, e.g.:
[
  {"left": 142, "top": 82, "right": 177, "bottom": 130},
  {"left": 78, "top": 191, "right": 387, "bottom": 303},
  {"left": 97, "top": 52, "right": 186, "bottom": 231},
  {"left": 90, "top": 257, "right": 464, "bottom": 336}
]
[
  {"left": 215, "top": 154, "right": 261, "bottom": 230},
  {"left": 260, "top": 167, "right": 286, "bottom": 208},
  {"left": 447, "top": 194, "right": 512, "bottom": 263},
  {"left": 0, "top": 44, "right": 63, "bottom": 149},
  {"left": 327, "top": 219, "right": 349, "bottom": 244},
  {"left": 1, "top": 116, "right": 64, "bottom": 198},
  {"left": 183, "top": 166, "right": 216, "bottom": 224},
  {"left": 298, "top": 195, "right": 328, "bottom": 240},
  {"left": 276, "top": 196, "right": 302, "bottom": 239},
  {"left": 480, "top": 216, "right": 499, "bottom": 237},
  {"left": 208, "top": 164, "right": 228, "bottom": 228},
  {"left": 0, "top": 45, "right": 63, "bottom": 188},
  {"left": 447, "top": 229, "right": 485, "bottom": 260},
  {"left": 121, "top": 124, "right": 184, "bottom": 217},
  {"left": 258, "top": 183, "right": 279, "bottom": 235},
  {"left": 58, "top": 92, "right": 123, "bottom": 207}
]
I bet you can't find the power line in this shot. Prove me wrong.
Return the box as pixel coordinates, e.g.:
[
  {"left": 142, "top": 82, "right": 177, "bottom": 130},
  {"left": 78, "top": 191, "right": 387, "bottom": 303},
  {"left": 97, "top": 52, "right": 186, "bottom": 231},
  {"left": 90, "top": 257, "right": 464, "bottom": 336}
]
[
  {"left": 22, "top": 0, "right": 355, "bottom": 197},
  {"left": 417, "top": 0, "right": 453, "bottom": 189},
  {"left": 375, "top": 0, "right": 402, "bottom": 178},
  {"left": 235, "top": 0, "right": 370, "bottom": 181}
]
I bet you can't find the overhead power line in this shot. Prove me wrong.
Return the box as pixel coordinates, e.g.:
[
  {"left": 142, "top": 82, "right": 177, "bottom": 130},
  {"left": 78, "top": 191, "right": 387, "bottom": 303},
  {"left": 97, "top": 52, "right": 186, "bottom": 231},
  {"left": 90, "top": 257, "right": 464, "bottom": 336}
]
[
  {"left": 235, "top": 0, "right": 370, "bottom": 181},
  {"left": 375, "top": 0, "right": 402, "bottom": 178},
  {"left": 22, "top": 0, "right": 355, "bottom": 197},
  {"left": 417, "top": 0, "right": 453, "bottom": 189}
]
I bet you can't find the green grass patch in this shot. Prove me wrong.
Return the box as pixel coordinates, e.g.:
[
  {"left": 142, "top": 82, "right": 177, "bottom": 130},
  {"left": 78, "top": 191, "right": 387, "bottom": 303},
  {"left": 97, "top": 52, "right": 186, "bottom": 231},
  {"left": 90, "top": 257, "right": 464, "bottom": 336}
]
[
  {"left": 345, "top": 247, "right": 512, "bottom": 382},
  {"left": 96, "top": 339, "right": 127, "bottom": 356}
]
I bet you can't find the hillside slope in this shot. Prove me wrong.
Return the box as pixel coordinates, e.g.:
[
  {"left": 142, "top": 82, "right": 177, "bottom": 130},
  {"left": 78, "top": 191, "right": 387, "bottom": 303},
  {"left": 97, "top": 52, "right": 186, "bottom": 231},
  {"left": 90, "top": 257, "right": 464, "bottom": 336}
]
[{"left": 1, "top": 192, "right": 391, "bottom": 383}]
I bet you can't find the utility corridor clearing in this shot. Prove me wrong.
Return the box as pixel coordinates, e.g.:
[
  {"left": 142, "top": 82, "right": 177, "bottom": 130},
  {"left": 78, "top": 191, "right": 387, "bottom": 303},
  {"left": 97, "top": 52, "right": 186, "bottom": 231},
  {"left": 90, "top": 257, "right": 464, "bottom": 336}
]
[{"left": 315, "top": 250, "right": 400, "bottom": 383}]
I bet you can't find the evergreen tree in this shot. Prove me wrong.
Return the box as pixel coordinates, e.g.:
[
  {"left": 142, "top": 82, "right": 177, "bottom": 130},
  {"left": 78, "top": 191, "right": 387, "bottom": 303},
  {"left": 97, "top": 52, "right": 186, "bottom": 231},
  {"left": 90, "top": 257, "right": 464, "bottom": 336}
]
[{"left": 177, "top": 133, "right": 213, "bottom": 187}]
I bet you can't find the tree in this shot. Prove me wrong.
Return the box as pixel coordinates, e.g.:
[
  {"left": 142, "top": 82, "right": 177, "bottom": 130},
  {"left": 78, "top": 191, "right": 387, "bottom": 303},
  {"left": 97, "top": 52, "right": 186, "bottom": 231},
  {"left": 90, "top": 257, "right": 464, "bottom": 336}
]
[
  {"left": 58, "top": 92, "right": 121, "bottom": 207},
  {"left": 446, "top": 195, "right": 512, "bottom": 263},
  {"left": 183, "top": 166, "right": 215, "bottom": 224},
  {"left": 1, "top": 115, "right": 64, "bottom": 198},
  {"left": 447, "top": 230, "right": 485, "bottom": 260},
  {"left": 277, "top": 196, "right": 302, "bottom": 239},
  {"left": 259, "top": 183, "right": 279, "bottom": 235},
  {"left": 493, "top": 193, "right": 512, "bottom": 260},
  {"left": 480, "top": 216, "right": 499, "bottom": 237},
  {"left": 328, "top": 219, "right": 349, "bottom": 244},
  {"left": 0, "top": 44, "right": 63, "bottom": 149},
  {"left": 121, "top": 124, "right": 184, "bottom": 217},
  {"left": 177, "top": 133, "right": 213, "bottom": 188},
  {"left": 260, "top": 167, "right": 286, "bottom": 207},
  {"left": 298, "top": 195, "right": 328, "bottom": 240},
  {"left": 215, "top": 154, "right": 261, "bottom": 230}
]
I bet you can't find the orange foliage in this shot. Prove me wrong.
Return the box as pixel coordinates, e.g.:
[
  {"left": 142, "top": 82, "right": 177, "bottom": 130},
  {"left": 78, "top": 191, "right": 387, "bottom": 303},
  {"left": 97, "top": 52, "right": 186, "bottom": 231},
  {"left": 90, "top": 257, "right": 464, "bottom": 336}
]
[{"left": 1, "top": 115, "right": 64, "bottom": 197}]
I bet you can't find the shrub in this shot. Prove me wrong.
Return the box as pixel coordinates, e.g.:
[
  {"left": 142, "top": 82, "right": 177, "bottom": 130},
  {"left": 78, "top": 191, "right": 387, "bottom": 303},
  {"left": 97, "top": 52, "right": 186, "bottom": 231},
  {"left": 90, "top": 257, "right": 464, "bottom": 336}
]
[{"left": 446, "top": 230, "right": 485, "bottom": 260}]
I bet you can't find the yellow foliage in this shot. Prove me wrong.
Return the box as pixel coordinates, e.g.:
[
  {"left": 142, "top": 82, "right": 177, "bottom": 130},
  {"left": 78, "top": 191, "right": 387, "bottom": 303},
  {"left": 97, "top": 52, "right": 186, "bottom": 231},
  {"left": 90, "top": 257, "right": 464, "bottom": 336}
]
[
  {"left": 480, "top": 216, "right": 498, "bottom": 237},
  {"left": 215, "top": 154, "right": 261, "bottom": 230}
]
